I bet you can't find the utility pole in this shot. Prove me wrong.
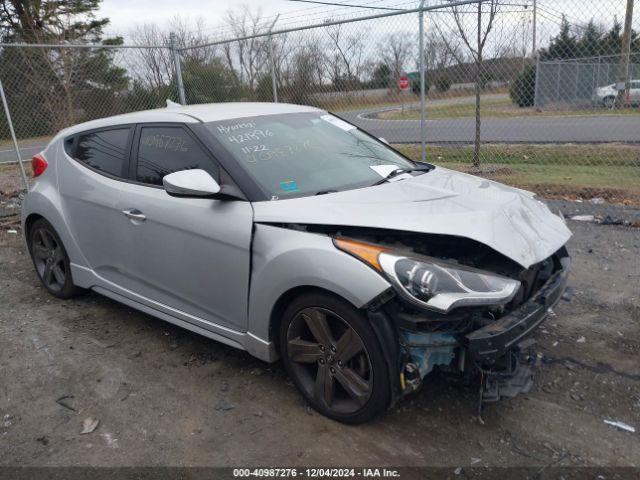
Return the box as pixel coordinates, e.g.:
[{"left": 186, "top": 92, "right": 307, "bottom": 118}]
[
  {"left": 532, "top": 0, "right": 537, "bottom": 57},
  {"left": 170, "top": 32, "right": 186, "bottom": 105},
  {"left": 268, "top": 14, "right": 280, "bottom": 103},
  {"left": 616, "top": 0, "right": 634, "bottom": 108},
  {"left": 472, "top": 0, "right": 482, "bottom": 169},
  {"left": 419, "top": 0, "right": 426, "bottom": 163},
  {"left": 0, "top": 79, "right": 29, "bottom": 191}
]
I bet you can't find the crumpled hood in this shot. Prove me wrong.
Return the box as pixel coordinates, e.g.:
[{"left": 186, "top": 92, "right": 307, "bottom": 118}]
[{"left": 252, "top": 167, "right": 572, "bottom": 268}]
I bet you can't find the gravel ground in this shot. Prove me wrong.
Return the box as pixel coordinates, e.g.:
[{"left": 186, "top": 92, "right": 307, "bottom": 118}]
[{"left": 0, "top": 169, "right": 639, "bottom": 468}]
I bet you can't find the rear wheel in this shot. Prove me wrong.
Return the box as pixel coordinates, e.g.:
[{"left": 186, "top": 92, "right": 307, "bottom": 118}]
[
  {"left": 280, "top": 292, "right": 390, "bottom": 424},
  {"left": 604, "top": 96, "right": 616, "bottom": 109},
  {"left": 28, "top": 218, "right": 84, "bottom": 299}
]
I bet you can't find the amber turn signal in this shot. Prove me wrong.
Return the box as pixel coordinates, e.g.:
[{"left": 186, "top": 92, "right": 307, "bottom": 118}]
[{"left": 333, "top": 237, "right": 387, "bottom": 272}]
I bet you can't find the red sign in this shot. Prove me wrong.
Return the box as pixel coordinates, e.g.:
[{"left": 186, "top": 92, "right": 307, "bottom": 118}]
[{"left": 397, "top": 75, "right": 410, "bottom": 91}]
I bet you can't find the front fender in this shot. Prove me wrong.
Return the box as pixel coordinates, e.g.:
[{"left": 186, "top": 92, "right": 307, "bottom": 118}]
[{"left": 247, "top": 223, "right": 392, "bottom": 344}]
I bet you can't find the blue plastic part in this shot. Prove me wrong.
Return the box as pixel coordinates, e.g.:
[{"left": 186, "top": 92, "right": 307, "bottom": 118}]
[
  {"left": 401, "top": 331, "right": 458, "bottom": 379},
  {"left": 279, "top": 180, "right": 299, "bottom": 192}
]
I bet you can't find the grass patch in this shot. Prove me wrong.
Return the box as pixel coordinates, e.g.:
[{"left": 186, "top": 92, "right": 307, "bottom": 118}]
[
  {"left": 395, "top": 143, "right": 640, "bottom": 204},
  {"left": 316, "top": 87, "right": 509, "bottom": 113},
  {"left": 0, "top": 135, "right": 51, "bottom": 149},
  {"left": 380, "top": 98, "right": 640, "bottom": 120}
]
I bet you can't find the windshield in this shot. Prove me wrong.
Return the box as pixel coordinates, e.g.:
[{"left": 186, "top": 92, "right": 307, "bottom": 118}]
[{"left": 205, "top": 112, "right": 416, "bottom": 200}]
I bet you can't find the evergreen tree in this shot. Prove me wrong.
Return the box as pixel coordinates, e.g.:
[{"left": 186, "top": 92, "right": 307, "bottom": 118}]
[
  {"left": 577, "top": 20, "right": 603, "bottom": 58},
  {"left": 0, "top": 1, "right": 128, "bottom": 138},
  {"left": 371, "top": 63, "right": 392, "bottom": 89},
  {"left": 541, "top": 16, "right": 577, "bottom": 60},
  {"left": 600, "top": 18, "right": 623, "bottom": 56}
]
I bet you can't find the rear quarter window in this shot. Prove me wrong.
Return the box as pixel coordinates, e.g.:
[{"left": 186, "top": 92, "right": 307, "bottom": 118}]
[
  {"left": 134, "top": 126, "right": 218, "bottom": 186},
  {"left": 74, "top": 128, "right": 132, "bottom": 178}
]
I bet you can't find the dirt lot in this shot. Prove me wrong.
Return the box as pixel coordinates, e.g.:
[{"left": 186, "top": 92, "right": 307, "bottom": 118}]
[{"left": 1, "top": 173, "right": 639, "bottom": 468}]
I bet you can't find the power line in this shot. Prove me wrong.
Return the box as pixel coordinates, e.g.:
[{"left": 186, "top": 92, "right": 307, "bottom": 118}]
[
  {"left": 178, "top": 0, "right": 532, "bottom": 46},
  {"left": 193, "top": 0, "right": 414, "bottom": 43},
  {"left": 193, "top": 0, "right": 398, "bottom": 37},
  {"left": 537, "top": 2, "right": 595, "bottom": 30},
  {"left": 286, "top": 0, "right": 407, "bottom": 11}
]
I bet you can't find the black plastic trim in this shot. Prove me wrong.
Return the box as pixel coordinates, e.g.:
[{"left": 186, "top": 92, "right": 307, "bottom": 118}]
[
  {"left": 366, "top": 306, "right": 403, "bottom": 408},
  {"left": 465, "top": 255, "right": 571, "bottom": 363},
  {"left": 187, "top": 123, "right": 265, "bottom": 202}
]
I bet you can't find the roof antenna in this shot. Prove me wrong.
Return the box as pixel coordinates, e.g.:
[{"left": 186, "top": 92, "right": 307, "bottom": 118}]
[{"left": 166, "top": 99, "right": 181, "bottom": 108}]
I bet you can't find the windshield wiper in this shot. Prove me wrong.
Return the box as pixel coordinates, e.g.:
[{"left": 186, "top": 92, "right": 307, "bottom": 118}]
[
  {"left": 315, "top": 189, "right": 339, "bottom": 196},
  {"left": 372, "top": 165, "right": 433, "bottom": 186}
]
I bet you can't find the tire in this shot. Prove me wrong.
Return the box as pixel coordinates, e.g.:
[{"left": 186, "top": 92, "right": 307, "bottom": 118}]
[
  {"left": 28, "top": 218, "right": 85, "bottom": 299},
  {"left": 604, "top": 96, "right": 615, "bottom": 110},
  {"left": 279, "top": 292, "right": 390, "bottom": 424}
]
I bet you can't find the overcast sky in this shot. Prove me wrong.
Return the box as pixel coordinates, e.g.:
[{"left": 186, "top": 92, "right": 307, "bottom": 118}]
[
  {"left": 99, "top": 0, "right": 337, "bottom": 37},
  {"left": 97, "top": 0, "right": 631, "bottom": 46}
]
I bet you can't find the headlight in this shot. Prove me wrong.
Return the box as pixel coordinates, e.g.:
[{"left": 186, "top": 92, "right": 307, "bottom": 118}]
[
  {"left": 334, "top": 238, "right": 520, "bottom": 313},
  {"left": 379, "top": 253, "right": 520, "bottom": 313}
]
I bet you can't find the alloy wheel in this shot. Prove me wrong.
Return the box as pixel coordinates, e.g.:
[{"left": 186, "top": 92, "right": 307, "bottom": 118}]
[
  {"left": 604, "top": 97, "right": 616, "bottom": 110},
  {"left": 286, "top": 307, "right": 373, "bottom": 414},
  {"left": 31, "top": 227, "right": 66, "bottom": 293}
]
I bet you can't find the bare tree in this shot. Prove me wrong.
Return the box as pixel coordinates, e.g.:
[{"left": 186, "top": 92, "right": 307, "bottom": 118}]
[
  {"left": 379, "top": 32, "right": 414, "bottom": 89},
  {"left": 129, "top": 23, "right": 173, "bottom": 91},
  {"left": 169, "top": 16, "right": 219, "bottom": 64},
  {"left": 423, "top": 30, "right": 465, "bottom": 72},
  {"left": 325, "top": 23, "right": 366, "bottom": 89},
  {"left": 222, "top": 6, "right": 270, "bottom": 90},
  {"left": 448, "top": 0, "right": 501, "bottom": 168},
  {"left": 268, "top": 31, "right": 294, "bottom": 91},
  {"left": 279, "top": 33, "right": 326, "bottom": 95},
  {"left": 129, "top": 17, "right": 219, "bottom": 92}
]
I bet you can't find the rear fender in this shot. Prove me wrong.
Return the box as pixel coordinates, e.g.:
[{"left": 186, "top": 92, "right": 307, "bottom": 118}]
[{"left": 21, "top": 143, "right": 92, "bottom": 282}]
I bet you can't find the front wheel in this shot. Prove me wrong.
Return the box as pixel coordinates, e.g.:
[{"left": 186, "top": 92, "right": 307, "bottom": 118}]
[{"left": 280, "top": 292, "right": 390, "bottom": 424}]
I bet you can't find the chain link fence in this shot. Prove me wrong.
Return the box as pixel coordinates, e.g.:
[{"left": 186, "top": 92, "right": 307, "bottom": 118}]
[
  {"left": 1, "top": 0, "right": 639, "bottom": 216},
  {"left": 535, "top": 53, "right": 640, "bottom": 109}
]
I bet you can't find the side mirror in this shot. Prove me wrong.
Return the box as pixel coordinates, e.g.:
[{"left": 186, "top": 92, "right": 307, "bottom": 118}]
[
  {"left": 379, "top": 137, "right": 389, "bottom": 145},
  {"left": 163, "top": 169, "right": 221, "bottom": 197}
]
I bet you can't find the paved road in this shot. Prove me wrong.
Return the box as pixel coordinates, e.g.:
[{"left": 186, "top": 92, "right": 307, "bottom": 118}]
[
  {"left": 3, "top": 102, "right": 640, "bottom": 164},
  {"left": 341, "top": 106, "right": 640, "bottom": 144},
  {"left": 0, "top": 142, "right": 46, "bottom": 165}
]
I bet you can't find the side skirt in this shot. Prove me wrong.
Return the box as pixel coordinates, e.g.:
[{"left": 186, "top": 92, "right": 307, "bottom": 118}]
[{"left": 71, "top": 264, "right": 277, "bottom": 362}]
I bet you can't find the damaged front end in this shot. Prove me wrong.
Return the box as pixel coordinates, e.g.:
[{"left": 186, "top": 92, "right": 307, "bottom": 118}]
[{"left": 331, "top": 229, "right": 571, "bottom": 414}]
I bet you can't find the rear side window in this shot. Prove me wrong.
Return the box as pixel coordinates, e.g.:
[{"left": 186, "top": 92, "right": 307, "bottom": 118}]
[
  {"left": 135, "top": 126, "right": 217, "bottom": 186},
  {"left": 75, "top": 128, "right": 131, "bottom": 178}
]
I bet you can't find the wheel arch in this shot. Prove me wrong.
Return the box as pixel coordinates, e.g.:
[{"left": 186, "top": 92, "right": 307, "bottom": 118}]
[
  {"left": 24, "top": 213, "right": 45, "bottom": 240},
  {"left": 247, "top": 224, "right": 392, "bottom": 354},
  {"left": 268, "top": 285, "right": 359, "bottom": 355},
  {"left": 21, "top": 191, "right": 90, "bottom": 272}
]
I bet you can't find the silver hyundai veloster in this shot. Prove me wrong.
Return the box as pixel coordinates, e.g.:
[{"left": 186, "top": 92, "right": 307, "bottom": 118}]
[{"left": 22, "top": 102, "right": 571, "bottom": 423}]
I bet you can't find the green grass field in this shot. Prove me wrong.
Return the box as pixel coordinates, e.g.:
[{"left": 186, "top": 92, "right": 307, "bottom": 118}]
[
  {"left": 381, "top": 98, "right": 640, "bottom": 120},
  {"left": 395, "top": 143, "right": 640, "bottom": 204},
  {"left": 2, "top": 138, "right": 638, "bottom": 205}
]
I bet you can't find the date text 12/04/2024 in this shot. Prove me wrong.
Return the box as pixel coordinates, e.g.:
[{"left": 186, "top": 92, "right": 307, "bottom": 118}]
[{"left": 232, "top": 468, "right": 401, "bottom": 478}]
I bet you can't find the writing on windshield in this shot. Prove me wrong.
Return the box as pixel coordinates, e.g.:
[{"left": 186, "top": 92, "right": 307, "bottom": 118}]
[{"left": 206, "top": 112, "right": 414, "bottom": 199}]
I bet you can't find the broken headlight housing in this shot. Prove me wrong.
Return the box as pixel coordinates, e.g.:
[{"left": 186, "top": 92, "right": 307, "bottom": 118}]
[
  {"left": 378, "top": 253, "right": 520, "bottom": 313},
  {"left": 333, "top": 238, "right": 520, "bottom": 314}
]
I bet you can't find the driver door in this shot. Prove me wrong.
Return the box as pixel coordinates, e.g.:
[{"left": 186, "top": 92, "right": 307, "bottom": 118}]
[{"left": 117, "top": 123, "right": 253, "bottom": 332}]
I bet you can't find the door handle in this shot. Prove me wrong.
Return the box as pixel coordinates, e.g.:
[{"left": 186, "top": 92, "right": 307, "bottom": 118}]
[{"left": 122, "top": 209, "right": 146, "bottom": 222}]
